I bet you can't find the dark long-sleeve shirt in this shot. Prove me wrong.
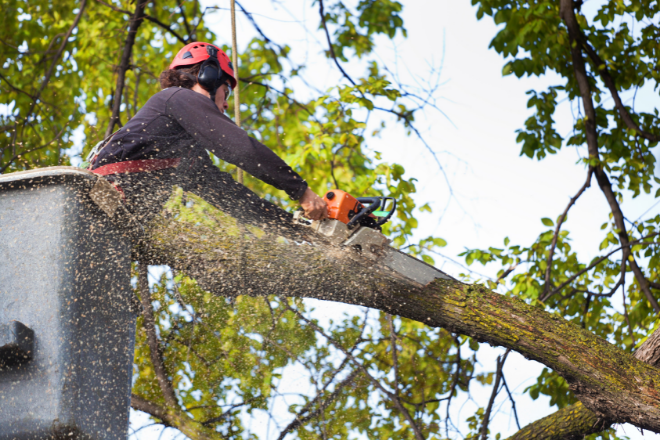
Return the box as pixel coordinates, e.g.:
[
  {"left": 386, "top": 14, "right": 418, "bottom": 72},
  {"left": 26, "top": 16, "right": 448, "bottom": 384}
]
[{"left": 92, "top": 87, "right": 308, "bottom": 200}]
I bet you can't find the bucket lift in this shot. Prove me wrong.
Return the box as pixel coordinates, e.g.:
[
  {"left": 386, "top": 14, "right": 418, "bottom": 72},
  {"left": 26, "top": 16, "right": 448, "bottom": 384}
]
[{"left": 0, "top": 167, "right": 136, "bottom": 440}]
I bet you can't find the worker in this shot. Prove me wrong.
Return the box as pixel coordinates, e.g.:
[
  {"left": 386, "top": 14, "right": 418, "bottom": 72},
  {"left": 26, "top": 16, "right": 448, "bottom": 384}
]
[{"left": 88, "top": 42, "right": 327, "bottom": 228}]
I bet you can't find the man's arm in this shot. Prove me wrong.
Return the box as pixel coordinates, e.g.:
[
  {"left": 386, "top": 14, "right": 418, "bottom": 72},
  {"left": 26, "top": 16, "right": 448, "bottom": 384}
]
[{"left": 166, "top": 88, "right": 309, "bottom": 201}]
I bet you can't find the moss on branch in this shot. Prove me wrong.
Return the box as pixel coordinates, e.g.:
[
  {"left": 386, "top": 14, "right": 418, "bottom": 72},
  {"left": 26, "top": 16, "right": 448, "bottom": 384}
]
[{"left": 137, "top": 188, "right": 660, "bottom": 434}]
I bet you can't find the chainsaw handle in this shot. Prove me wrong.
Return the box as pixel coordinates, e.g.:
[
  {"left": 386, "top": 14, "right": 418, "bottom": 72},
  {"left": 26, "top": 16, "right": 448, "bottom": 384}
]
[
  {"left": 373, "top": 197, "right": 396, "bottom": 226},
  {"left": 347, "top": 197, "right": 381, "bottom": 229}
]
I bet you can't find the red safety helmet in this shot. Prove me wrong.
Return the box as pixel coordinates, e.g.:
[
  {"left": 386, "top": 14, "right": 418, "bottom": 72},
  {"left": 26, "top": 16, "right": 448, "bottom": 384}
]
[{"left": 169, "top": 42, "right": 237, "bottom": 89}]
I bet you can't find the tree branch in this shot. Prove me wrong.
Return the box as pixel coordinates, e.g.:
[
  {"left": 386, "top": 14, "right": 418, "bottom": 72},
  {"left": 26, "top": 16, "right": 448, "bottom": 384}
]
[
  {"left": 131, "top": 394, "right": 223, "bottom": 440},
  {"left": 235, "top": 1, "right": 285, "bottom": 52},
  {"left": 541, "top": 235, "right": 659, "bottom": 302},
  {"left": 481, "top": 349, "right": 509, "bottom": 440},
  {"left": 95, "top": 0, "right": 186, "bottom": 43},
  {"left": 276, "top": 369, "right": 359, "bottom": 440},
  {"left": 507, "top": 326, "right": 660, "bottom": 440},
  {"left": 105, "top": 0, "right": 148, "bottom": 137},
  {"left": 25, "top": 0, "right": 87, "bottom": 121},
  {"left": 317, "top": 0, "right": 356, "bottom": 87},
  {"left": 138, "top": 262, "right": 179, "bottom": 408},
  {"left": 388, "top": 314, "right": 401, "bottom": 396},
  {"left": 286, "top": 306, "right": 426, "bottom": 440},
  {"left": 131, "top": 394, "right": 171, "bottom": 425},
  {"left": 579, "top": 36, "right": 658, "bottom": 142},
  {"left": 543, "top": 169, "right": 592, "bottom": 297},
  {"left": 0, "top": 123, "right": 68, "bottom": 173},
  {"left": 139, "top": 185, "right": 660, "bottom": 433},
  {"left": 145, "top": 14, "right": 186, "bottom": 44},
  {"left": 501, "top": 375, "right": 521, "bottom": 430},
  {"left": 559, "top": 0, "right": 660, "bottom": 312},
  {"left": 176, "top": 0, "right": 193, "bottom": 40}
]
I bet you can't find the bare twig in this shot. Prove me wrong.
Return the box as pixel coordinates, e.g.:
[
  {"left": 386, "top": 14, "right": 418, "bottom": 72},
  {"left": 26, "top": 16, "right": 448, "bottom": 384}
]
[
  {"left": 501, "top": 375, "right": 521, "bottom": 430},
  {"left": 95, "top": 0, "right": 186, "bottom": 43},
  {"left": 572, "top": 259, "right": 627, "bottom": 299},
  {"left": 622, "top": 283, "right": 636, "bottom": 349},
  {"left": 145, "top": 14, "right": 187, "bottom": 44},
  {"left": 444, "top": 336, "right": 463, "bottom": 438},
  {"left": 236, "top": 1, "right": 285, "bottom": 52},
  {"left": 541, "top": 235, "right": 659, "bottom": 302},
  {"left": 138, "top": 262, "right": 178, "bottom": 408},
  {"left": 496, "top": 261, "right": 520, "bottom": 284},
  {"left": 543, "top": 169, "right": 593, "bottom": 297},
  {"left": 95, "top": 0, "right": 130, "bottom": 14},
  {"left": 480, "top": 349, "right": 510, "bottom": 440},
  {"left": 318, "top": 0, "right": 356, "bottom": 87},
  {"left": 202, "top": 399, "right": 260, "bottom": 426},
  {"left": 176, "top": 0, "right": 193, "bottom": 40},
  {"left": 387, "top": 314, "right": 401, "bottom": 395},
  {"left": 276, "top": 370, "right": 359, "bottom": 440},
  {"left": 286, "top": 305, "right": 426, "bottom": 440}
]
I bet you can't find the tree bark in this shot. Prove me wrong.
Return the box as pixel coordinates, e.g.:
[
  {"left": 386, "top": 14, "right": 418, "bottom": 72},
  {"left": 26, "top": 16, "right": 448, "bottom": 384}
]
[
  {"left": 507, "top": 327, "right": 660, "bottom": 439},
  {"left": 134, "top": 188, "right": 660, "bottom": 434}
]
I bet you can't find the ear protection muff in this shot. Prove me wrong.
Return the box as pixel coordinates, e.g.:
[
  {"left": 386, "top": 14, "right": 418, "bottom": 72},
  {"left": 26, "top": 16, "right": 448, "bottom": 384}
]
[{"left": 197, "top": 45, "right": 233, "bottom": 103}]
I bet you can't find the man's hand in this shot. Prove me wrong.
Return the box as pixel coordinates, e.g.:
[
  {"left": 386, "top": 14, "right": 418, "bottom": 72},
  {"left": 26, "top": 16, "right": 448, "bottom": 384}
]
[{"left": 299, "top": 187, "right": 328, "bottom": 221}]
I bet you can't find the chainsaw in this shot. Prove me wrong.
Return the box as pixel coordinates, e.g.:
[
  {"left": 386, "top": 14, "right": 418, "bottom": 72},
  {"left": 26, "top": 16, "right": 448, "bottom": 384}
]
[{"left": 294, "top": 190, "right": 451, "bottom": 286}]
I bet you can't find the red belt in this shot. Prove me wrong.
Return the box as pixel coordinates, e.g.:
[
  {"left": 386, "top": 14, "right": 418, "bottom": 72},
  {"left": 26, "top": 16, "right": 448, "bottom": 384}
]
[{"left": 91, "top": 158, "right": 181, "bottom": 176}]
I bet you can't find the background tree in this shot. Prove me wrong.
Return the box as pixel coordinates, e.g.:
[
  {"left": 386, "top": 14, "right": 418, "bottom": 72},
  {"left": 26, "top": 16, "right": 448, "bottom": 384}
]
[
  {"left": 2, "top": 1, "right": 660, "bottom": 439},
  {"left": 464, "top": 0, "right": 660, "bottom": 437}
]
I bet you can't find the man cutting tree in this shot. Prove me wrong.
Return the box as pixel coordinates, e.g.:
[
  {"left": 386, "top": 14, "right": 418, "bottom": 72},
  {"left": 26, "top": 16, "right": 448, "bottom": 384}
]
[{"left": 88, "top": 42, "right": 328, "bottom": 225}]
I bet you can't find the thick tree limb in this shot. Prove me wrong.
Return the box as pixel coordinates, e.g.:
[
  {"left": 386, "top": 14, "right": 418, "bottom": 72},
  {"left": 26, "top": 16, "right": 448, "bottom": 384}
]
[
  {"left": 559, "top": 0, "right": 660, "bottom": 312},
  {"left": 105, "top": 0, "right": 148, "bottom": 137},
  {"left": 506, "top": 402, "right": 604, "bottom": 440},
  {"left": 506, "top": 327, "right": 660, "bottom": 439},
  {"left": 131, "top": 394, "right": 171, "bottom": 424},
  {"left": 134, "top": 187, "right": 660, "bottom": 433}
]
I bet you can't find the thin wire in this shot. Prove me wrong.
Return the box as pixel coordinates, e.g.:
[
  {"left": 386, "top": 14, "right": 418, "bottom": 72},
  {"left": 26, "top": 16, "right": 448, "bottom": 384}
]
[{"left": 230, "top": 0, "right": 244, "bottom": 184}]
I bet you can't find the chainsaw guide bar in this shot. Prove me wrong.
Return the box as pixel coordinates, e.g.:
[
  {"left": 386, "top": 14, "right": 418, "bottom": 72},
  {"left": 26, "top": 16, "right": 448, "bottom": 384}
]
[{"left": 294, "top": 213, "right": 451, "bottom": 286}]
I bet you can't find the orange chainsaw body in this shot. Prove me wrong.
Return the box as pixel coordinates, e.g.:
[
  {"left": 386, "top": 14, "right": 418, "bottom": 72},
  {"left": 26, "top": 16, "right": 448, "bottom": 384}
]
[{"left": 323, "top": 190, "right": 363, "bottom": 224}]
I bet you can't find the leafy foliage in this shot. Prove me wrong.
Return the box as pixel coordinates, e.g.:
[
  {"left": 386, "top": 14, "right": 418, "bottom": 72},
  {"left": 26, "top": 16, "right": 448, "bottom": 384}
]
[
  {"left": 465, "top": 0, "right": 660, "bottom": 437},
  {"left": 0, "top": 0, "right": 474, "bottom": 439},
  {"left": 5, "top": 0, "right": 659, "bottom": 438}
]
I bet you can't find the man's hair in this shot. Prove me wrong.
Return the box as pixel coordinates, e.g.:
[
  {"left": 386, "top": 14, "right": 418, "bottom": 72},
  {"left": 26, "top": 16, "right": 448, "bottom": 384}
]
[{"left": 159, "top": 63, "right": 202, "bottom": 89}]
